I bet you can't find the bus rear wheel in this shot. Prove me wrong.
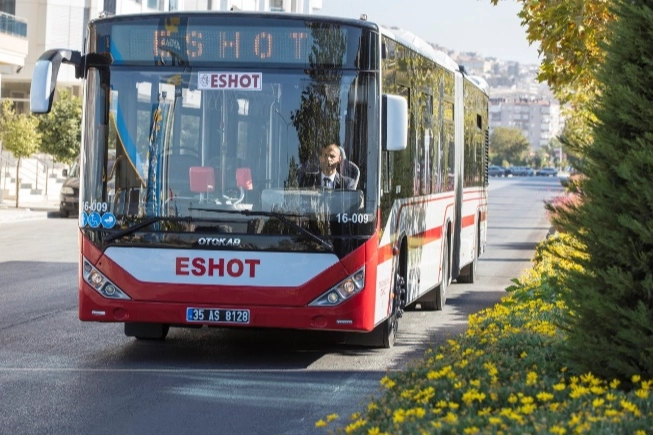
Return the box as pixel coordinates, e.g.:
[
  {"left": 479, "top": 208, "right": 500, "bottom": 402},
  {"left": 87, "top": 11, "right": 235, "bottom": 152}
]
[
  {"left": 458, "top": 225, "right": 479, "bottom": 284},
  {"left": 435, "top": 241, "right": 449, "bottom": 310},
  {"left": 124, "top": 322, "right": 170, "bottom": 340}
]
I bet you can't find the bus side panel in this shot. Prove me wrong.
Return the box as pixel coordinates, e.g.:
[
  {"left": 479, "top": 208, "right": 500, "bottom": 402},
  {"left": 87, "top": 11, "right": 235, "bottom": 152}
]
[{"left": 375, "top": 192, "right": 455, "bottom": 323}]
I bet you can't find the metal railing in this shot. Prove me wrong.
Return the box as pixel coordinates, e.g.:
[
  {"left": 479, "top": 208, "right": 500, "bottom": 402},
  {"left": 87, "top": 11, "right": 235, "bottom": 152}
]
[
  {"left": 0, "top": 11, "right": 27, "bottom": 38},
  {"left": 1, "top": 152, "right": 65, "bottom": 200}
]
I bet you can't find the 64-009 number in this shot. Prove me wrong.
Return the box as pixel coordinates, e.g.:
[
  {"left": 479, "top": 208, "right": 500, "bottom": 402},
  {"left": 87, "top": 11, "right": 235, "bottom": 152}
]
[
  {"left": 335, "top": 213, "right": 370, "bottom": 224},
  {"left": 186, "top": 308, "right": 250, "bottom": 324}
]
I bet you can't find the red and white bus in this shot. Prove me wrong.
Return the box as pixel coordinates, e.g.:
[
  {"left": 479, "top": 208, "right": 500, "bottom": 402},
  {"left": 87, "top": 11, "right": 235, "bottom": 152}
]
[{"left": 31, "top": 12, "right": 488, "bottom": 347}]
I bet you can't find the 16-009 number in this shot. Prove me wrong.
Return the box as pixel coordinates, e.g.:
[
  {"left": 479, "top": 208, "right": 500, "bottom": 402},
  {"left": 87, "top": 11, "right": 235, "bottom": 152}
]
[
  {"left": 336, "top": 213, "right": 370, "bottom": 224},
  {"left": 82, "top": 201, "right": 108, "bottom": 213}
]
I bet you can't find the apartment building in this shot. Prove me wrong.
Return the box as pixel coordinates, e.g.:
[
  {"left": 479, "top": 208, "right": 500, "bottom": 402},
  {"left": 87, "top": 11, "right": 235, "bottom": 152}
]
[
  {"left": 489, "top": 95, "right": 561, "bottom": 151},
  {"left": 0, "top": 0, "right": 28, "bottom": 109},
  {"left": 0, "top": 0, "right": 323, "bottom": 112}
]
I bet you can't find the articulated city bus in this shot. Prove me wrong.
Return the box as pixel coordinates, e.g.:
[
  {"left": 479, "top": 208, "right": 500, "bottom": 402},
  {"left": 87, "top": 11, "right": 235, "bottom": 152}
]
[{"left": 31, "top": 11, "right": 488, "bottom": 348}]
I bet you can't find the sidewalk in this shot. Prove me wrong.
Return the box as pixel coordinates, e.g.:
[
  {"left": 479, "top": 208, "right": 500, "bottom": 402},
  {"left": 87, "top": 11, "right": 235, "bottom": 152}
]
[{"left": 0, "top": 198, "right": 61, "bottom": 224}]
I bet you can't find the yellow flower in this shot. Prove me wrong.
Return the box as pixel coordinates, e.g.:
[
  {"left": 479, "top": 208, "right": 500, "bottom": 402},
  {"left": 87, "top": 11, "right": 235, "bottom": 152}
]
[
  {"left": 380, "top": 376, "right": 395, "bottom": 389},
  {"left": 526, "top": 371, "right": 538, "bottom": 385},
  {"left": 635, "top": 389, "right": 649, "bottom": 399},
  {"left": 444, "top": 412, "right": 458, "bottom": 423},
  {"left": 367, "top": 402, "right": 378, "bottom": 411},
  {"left": 592, "top": 398, "right": 604, "bottom": 408},
  {"left": 553, "top": 383, "right": 566, "bottom": 391},
  {"left": 632, "top": 374, "right": 641, "bottom": 384},
  {"left": 520, "top": 351, "right": 528, "bottom": 359},
  {"left": 315, "top": 420, "right": 327, "bottom": 428},
  {"left": 345, "top": 419, "right": 366, "bottom": 434},
  {"left": 569, "top": 385, "right": 590, "bottom": 399},
  {"left": 620, "top": 400, "right": 641, "bottom": 416},
  {"left": 484, "top": 362, "right": 498, "bottom": 377},
  {"left": 536, "top": 392, "right": 554, "bottom": 402},
  {"left": 393, "top": 409, "right": 405, "bottom": 424},
  {"left": 609, "top": 379, "right": 621, "bottom": 389},
  {"left": 488, "top": 417, "right": 502, "bottom": 425},
  {"left": 326, "top": 413, "right": 339, "bottom": 422},
  {"left": 463, "top": 427, "right": 480, "bottom": 434}
]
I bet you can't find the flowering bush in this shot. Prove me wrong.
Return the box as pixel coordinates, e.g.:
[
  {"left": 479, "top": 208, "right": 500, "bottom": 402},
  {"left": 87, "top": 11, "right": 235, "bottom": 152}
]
[
  {"left": 318, "top": 234, "right": 652, "bottom": 434},
  {"left": 545, "top": 193, "right": 582, "bottom": 234}
]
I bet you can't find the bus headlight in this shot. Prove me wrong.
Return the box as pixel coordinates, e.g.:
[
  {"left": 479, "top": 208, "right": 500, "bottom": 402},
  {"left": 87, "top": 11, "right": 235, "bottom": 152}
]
[
  {"left": 309, "top": 267, "right": 365, "bottom": 307},
  {"left": 82, "top": 258, "right": 131, "bottom": 300}
]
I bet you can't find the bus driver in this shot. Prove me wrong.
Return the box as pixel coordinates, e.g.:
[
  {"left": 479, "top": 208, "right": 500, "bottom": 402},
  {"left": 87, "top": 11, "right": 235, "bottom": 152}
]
[{"left": 300, "top": 143, "right": 356, "bottom": 190}]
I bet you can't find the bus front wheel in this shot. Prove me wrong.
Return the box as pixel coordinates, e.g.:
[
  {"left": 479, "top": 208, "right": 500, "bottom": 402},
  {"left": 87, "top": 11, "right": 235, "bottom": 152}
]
[{"left": 124, "top": 322, "right": 170, "bottom": 340}]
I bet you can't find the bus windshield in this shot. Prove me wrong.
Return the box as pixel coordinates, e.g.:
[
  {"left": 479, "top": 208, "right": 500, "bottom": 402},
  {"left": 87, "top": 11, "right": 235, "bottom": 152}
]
[{"left": 80, "top": 66, "right": 379, "bottom": 239}]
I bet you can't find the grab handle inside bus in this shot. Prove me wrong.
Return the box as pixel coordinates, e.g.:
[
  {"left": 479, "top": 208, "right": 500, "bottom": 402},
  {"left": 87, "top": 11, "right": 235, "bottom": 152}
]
[{"left": 382, "top": 94, "right": 408, "bottom": 152}]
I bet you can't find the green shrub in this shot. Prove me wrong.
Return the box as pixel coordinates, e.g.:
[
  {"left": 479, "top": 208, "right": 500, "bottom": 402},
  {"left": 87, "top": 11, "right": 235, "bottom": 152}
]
[{"left": 552, "top": 0, "right": 653, "bottom": 382}]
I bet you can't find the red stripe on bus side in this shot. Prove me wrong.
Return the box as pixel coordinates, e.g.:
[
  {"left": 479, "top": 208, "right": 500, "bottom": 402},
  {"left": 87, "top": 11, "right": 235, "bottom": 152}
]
[{"left": 461, "top": 213, "right": 476, "bottom": 228}]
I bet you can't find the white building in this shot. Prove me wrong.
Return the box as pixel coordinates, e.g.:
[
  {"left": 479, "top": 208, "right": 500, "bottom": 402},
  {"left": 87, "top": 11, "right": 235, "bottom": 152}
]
[
  {"left": 0, "top": 1, "right": 29, "bottom": 111},
  {"left": 0, "top": 0, "right": 323, "bottom": 112},
  {"left": 489, "top": 95, "right": 562, "bottom": 151}
]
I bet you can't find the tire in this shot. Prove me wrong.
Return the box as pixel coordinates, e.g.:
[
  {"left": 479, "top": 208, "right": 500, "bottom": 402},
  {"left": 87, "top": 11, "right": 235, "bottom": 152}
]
[
  {"left": 362, "top": 269, "right": 405, "bottom": 348},
  {"left": 457, "top": 253, "right": 477, "bottom": 283},
  {"left": 435, "top": 240, "right": 449, "bottom": 310},
  {"left": 458, "top": 227, "right": 479, "bottom": 284},
  {"left": 124, "top": 322, "right": 170, "bottom": 340}
]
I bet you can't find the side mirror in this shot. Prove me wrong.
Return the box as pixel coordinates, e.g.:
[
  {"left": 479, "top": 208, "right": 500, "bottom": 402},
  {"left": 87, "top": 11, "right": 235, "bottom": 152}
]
[
  {"left": 30, "top": 49, "right": 82, "bottom": 114},
  {"left": 382, "top": 94, "right": 408, "bottom": 151}
]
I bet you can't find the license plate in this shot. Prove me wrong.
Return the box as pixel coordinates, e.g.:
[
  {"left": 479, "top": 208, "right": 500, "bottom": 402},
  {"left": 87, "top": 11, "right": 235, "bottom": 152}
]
[{"left": 186, "top": 308, "right": 250, "bottom": 324}]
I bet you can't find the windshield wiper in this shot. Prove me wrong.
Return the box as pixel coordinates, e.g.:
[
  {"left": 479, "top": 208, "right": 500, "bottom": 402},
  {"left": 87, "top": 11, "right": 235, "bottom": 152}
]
[
  {"left": 102, "top": 216, "right": 190, "bottom": 243},
  {"left": 188, "top": 207, "right": 334, "bottom": 251}
]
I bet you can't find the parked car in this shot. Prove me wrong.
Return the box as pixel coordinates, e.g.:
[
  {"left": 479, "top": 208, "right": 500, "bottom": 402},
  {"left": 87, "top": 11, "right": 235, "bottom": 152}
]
[
  {"left": 59, "top": 160, "right": 80, "bottom": 218},
  {"left": 59, "top": 155, "right": 115, "bottom": 218},
  {"left": 488, "top": 165, "right": 506, "bottom": 177},
  {"left": 511, "top": 166, "right": 535, "bottom": 176},
  {"left": 536, "top": 167, "right": 559, "bottom": 177}
]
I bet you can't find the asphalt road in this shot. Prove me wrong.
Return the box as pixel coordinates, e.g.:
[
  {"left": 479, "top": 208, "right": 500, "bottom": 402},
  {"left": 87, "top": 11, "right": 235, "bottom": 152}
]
[{"left": 0, "top": 176, "right": 564, "bottom": 435}]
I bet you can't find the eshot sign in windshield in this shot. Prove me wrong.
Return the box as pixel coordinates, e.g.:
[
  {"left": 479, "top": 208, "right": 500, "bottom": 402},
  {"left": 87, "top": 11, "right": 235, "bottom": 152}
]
[{"left": 198, "top": 72, "right": 262, "bottom": 91}]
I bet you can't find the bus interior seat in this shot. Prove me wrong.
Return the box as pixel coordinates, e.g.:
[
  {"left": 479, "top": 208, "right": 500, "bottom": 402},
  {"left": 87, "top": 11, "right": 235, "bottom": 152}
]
[{"left": 339, "top": 147, "right": 360, "bottom": 188}]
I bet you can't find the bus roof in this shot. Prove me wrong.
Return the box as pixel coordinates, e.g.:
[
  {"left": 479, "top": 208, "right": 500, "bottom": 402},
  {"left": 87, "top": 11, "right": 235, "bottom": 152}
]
[{"left": 89, "top": 11, "right": 488, "bottom": 94}]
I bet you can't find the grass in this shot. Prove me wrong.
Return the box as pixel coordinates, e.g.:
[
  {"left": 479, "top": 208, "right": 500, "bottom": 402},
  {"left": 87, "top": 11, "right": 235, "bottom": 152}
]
[{"left": 317, "top": 233, "right": 653, "bottom": 435}]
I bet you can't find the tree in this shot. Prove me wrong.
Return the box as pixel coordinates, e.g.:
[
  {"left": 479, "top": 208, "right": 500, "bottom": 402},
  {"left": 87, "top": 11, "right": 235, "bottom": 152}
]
[
  {"left": 490, "top": 0, "right": 615, "bottom": 150},
  {"left": 553, "top": 0, "right": 653, "bottom": 382},
  {"left": 37, "top": 89, "right": 82, "bottom": 164},
  {"left": 0, "top": 101, "right": 41, "bottom": 208},
  {"left": 489, "top": 127, "right": 530, "bottom": 166}
]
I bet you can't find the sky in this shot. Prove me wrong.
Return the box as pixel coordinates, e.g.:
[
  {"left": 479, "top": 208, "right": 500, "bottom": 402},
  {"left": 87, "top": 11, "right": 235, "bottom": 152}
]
[{"left": 317, "top": 0, "right": 541, "bottom": 65}]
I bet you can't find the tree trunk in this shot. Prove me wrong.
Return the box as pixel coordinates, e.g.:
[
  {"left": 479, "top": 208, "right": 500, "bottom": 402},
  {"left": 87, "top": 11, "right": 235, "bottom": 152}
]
[{"left": 14, "top": 157, "right": 20, "bottom": 208}]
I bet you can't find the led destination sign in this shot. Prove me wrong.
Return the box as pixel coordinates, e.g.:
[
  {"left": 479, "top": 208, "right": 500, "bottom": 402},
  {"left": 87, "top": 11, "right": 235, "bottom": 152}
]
[{"left": 103, "top": 19, "right": 361, "bottom": 66}]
